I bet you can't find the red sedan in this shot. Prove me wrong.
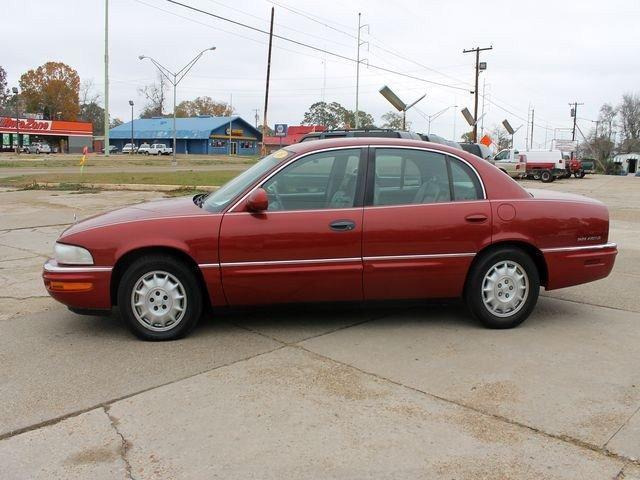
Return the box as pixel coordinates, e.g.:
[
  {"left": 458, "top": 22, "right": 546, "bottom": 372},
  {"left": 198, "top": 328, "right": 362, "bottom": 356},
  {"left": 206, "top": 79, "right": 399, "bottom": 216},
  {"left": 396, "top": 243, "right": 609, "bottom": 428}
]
[{"left": 43, "top": 138, "right": 617, "bottom": 340}]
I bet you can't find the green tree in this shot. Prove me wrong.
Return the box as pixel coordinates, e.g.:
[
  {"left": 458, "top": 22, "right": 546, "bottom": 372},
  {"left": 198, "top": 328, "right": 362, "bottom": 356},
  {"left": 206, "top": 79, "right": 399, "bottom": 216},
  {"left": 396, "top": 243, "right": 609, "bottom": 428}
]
[
  {"left": 345, "top": 110, "right": 376, "bottom": 129},
  {"left": 380, "top": 111, "right": 408, "bottom": 130},
  {"left": 109, "top": 117, "right": 124, "bottom": 128},
  {"left": 19, "top": 62, "right": 80, "bottom": 120},
  {"left": 175, "top": 96, "right": 233, "bottom": 117},
  {"left": 302, "top": 101, "right": 341, "bottom": 129},
  {"left": 78, "top": 80, "right": 104, "bottom": 135},
  {"left": 258, "top": 124, "right": 275, "bottom": 136},
  {"left": 460, "top": 131, "right": 474, "bottom": 143}
]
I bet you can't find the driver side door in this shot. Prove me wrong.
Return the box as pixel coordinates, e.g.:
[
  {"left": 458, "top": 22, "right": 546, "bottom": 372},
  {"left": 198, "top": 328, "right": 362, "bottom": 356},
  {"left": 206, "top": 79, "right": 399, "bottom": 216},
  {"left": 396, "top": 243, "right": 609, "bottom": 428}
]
[{"left": 219, "top": 147, "right": 366, "bottom": 305}]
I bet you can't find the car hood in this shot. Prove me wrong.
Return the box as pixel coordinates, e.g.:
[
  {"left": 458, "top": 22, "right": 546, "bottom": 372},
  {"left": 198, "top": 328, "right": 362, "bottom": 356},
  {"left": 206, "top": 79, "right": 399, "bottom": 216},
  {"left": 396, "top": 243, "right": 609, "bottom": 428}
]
[
  {"left": 525, "top": 188, "right": 604, "bottom": 206},
  {"left": 61, "top": 196, "right": 209, "bottom": 237}
]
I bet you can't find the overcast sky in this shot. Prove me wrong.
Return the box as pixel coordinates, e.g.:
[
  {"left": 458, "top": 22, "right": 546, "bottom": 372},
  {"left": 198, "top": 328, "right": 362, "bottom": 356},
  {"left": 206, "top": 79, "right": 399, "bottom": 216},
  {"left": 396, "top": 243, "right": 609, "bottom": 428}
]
[{"left": 4, "top": 0, "right": 640, "bottom": 147}]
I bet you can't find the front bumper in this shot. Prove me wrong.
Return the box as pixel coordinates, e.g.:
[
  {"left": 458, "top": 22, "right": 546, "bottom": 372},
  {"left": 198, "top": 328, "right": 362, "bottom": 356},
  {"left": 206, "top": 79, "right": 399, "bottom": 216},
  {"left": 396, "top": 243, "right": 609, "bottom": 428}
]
[
  {"left": 42, "top": 260, "right": 113, "bottom": 309},
  {"left": 543, "top": 242, "right": 617, "bottom": 290}
]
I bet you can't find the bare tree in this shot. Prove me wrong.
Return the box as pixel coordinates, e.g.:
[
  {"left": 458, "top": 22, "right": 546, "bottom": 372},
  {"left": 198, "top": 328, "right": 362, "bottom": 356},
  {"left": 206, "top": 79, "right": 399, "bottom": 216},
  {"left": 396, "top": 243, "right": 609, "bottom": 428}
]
[
  {"left": 138, "top": 74, "right": 168, "bottom": 118},
  {"left": 618, "top": 93, "right": 640, "bottom": 153}
]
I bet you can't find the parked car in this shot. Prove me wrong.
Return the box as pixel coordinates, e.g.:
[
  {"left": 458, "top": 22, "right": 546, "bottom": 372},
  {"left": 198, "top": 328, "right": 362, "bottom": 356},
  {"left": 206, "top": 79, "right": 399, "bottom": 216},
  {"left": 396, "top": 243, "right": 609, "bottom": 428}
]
[
  {"left": 493, "top": 149, "right": 527, "bottom": 178},
  {"left": 137, "top": 143, "right": 151, "bottom": 155},
  {"left": 299, "top": 128, "right": 422, "bottom": 142},
  {"left": 102, "top": 145, "right": 118, "bottom": 154},
  {"left": 460, "top": 143, "right": 495, "bottom": 163},
  {"left": 148, "top": 143, "right": 172, "bottom": 155},
  {"left": 580, "top": 158, "right": 596, "bottom": 175},
  {"left": 495, "top": 149, "right": 565, "bottom": 182},
  {"left": 43, "top": 137, "right": 617, "bottom": 340},
  {"left": 121, "top": 143, "right": 138, "bottom": 154},
  {"left": 24, "top": 142, "right": 51, "bottom": 154}
]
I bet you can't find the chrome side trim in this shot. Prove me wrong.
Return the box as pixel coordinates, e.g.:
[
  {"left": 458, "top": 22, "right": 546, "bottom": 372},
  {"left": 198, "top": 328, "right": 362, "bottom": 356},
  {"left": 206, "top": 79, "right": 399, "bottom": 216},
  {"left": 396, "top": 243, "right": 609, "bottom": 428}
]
[
  {"left": 43, "top": 262, "right": 112, "bottom": 273},
  {"left": 364, "top": 253, "right": 476, "bottom": 261},
  {"left": 221, "top": 257, "right": 361, "bottom": 268},
  {"left": 541, "top": 242, "right": 617, "bottom": 253},
  {"left": 219, "top": 253, "right": 475, "bottom": 268},
  {"left": 198, "top": 263, "right": 221, "bottom": 269}
]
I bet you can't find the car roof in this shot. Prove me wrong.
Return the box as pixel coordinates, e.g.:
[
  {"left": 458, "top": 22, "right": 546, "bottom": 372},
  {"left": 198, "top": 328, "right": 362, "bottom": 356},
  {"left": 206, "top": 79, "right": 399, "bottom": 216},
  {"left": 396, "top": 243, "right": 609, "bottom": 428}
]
[{"left": 284, "top": 136, "right": 472, "bottom": 159}]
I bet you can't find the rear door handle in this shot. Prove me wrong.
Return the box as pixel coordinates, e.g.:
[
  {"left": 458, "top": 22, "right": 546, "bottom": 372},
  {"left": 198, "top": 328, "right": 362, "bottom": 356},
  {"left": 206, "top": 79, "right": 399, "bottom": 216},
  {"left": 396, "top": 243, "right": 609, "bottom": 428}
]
[
  {"left": 329, "top": 220, "right": 356, "bottom": 231},
  {"left": 465, "top": 214, "right": 488, "bottom": 223}
]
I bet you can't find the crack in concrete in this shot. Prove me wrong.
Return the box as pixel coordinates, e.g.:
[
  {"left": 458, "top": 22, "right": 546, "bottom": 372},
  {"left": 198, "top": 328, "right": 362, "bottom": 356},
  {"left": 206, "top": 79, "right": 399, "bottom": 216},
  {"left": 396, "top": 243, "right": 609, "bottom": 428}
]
[
  {"left": 0, "top": 222, "right": 72, "bottom": 233},
  {"left": 0, "top": 242, "right": 48, "bottom": 259},
  {"left": 0, "top": 340, "right": 287, "bottom": 442},
  {"left": 292, "top": 343, "right": 640, "bottom": 469},
  {"left": 0, "top": 295, "right": 49, "bottom": 300},
  {"left": 604, "top": 404, "right": 640, "bottom": 450},
  {"left": 103, "top": 406, "right": 136, "bottom": 480},
  {"left": 541, "top": 293, "right": 640, "bottom": 314}
]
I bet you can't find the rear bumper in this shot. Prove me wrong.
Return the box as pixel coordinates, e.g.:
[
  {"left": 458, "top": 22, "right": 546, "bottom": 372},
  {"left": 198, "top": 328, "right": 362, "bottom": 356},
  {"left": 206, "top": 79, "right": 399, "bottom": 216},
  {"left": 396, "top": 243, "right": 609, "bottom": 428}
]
[
  {"left": 42, "top": 260, "right": 112, "bottom": 309},
  {"left": 542, "top": 243, "right": 617, "bottom": 290}
]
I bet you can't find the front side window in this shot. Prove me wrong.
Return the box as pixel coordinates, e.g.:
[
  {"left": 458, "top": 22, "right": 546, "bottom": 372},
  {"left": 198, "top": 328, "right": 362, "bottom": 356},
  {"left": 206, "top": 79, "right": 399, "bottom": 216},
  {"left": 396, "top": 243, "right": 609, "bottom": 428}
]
[
  {"left": 263, "top": 149, "right": 361, "bottom": 211},
  {"left": 373, "top": 149, "right": 451, "bottom": 206},
  {"left": 494, "top": 150, "right": 509, "bottom": 161},
  {"left": 203, "top": 149, "right": 293, "bottom": 212}
]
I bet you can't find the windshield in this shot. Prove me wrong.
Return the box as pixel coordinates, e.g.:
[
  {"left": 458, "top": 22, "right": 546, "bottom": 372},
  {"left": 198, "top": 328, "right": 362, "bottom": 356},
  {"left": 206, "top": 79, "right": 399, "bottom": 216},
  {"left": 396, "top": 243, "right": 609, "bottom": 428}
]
[{"left": 203, "top": 149, "right": 293, "bottom": 212}]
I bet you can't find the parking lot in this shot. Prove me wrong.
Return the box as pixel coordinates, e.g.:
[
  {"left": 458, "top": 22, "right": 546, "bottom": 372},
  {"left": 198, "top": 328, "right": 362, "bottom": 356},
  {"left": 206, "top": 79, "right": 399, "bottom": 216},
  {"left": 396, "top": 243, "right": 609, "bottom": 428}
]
[{"left": 1, "top": 175, "right": 639, "bottom": 479}]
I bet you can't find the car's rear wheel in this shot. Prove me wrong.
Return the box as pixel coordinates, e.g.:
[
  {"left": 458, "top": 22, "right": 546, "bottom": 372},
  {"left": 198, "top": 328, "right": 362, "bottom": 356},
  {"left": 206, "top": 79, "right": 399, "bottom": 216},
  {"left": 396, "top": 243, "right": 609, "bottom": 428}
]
[
  {"left": 465, "top": 248, "right": 539, "bottom": 329},
  {"left": 117, "top": 254, "right": 202, "bottom": 340}
]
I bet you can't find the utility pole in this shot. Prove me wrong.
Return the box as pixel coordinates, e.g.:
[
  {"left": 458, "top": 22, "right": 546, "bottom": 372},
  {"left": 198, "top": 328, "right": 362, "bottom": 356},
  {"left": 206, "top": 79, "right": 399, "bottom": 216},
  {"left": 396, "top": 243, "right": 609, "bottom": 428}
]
[
  {"left": 261, "top": 7, "right": 274, "bottom": 155},
  {"left": 253, "top": 108, "right": 259, "bottom": 128},
  {"left": 104, "top": 0, "right": 110, "bottom": 157},
  {"left": 530, "top": 107, "right": 534, "bottom": 149},
  {"left": 355, "top": 13, "right": 368, "bottom": 129},
  {"left": 569, "top": 101, "right": 584, "bottom": 141},
  {"left": 463, "top": 45, "right": 492, "bottom": 142}
]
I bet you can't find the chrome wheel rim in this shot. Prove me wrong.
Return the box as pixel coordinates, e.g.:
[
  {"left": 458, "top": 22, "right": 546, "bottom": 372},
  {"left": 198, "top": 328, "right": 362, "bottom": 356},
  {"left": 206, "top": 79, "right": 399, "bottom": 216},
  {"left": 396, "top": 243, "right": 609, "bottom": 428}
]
[
  {"left": 131, "top": 270, "right": 187, "bottom": 332},
  {"left": 481, "top": 260, "right": 529, "bottom": 318}
]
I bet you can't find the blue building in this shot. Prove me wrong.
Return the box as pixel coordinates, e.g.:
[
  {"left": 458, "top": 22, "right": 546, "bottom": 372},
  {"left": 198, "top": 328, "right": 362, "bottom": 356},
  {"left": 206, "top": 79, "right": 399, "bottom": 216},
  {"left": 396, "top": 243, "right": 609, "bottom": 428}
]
[{"left": 109, "top": 115, "right": 262, "bottom": 155}]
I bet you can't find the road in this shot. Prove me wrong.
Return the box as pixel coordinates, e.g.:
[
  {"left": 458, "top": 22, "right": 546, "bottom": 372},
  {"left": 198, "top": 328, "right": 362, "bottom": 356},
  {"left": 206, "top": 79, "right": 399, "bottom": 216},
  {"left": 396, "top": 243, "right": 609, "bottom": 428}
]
[{"left": 1, "top": 176, "right": 639, "bottom": 479}]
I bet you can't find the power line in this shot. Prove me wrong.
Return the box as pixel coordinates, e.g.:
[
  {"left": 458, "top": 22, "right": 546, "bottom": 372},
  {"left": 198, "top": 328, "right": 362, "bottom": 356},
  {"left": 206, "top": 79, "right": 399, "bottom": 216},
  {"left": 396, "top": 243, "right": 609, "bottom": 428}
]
[{"left": 164, "top": 0, "right": 471, "bottom": 92}]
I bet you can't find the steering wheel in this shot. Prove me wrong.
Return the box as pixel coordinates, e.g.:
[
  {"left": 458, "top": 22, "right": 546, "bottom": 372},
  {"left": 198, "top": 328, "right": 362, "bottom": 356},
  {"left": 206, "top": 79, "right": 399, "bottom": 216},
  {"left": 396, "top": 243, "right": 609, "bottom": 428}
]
[{"left": 265, "top": 181, "right": 283, "bottom": 210}]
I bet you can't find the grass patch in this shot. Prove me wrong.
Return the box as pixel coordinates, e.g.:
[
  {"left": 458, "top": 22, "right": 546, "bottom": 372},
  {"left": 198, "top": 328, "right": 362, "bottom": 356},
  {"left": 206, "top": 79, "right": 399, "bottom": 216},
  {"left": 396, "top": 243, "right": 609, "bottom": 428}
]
[
  {"left": 0, "top": 153, "right": 259, "bottom": 169},
  {"left": 0, "top": 170, "right": 241, "bottom": 188}
]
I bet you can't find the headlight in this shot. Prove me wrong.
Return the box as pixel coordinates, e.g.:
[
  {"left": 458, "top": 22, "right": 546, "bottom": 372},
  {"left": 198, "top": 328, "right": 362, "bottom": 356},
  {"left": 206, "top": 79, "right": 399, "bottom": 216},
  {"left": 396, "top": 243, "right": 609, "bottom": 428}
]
[{"left": 54, "top": 243, "right": 94, "bottom": 265}]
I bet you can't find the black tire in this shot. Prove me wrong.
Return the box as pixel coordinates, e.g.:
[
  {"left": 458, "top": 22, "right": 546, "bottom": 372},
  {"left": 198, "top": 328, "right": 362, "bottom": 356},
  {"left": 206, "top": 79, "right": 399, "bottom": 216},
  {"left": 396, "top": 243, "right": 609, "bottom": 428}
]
[
  {"left": 540, "top": 170, "right": 553, "bottom": 183},
  {"left": 464, "top": 247, "right": 540, "bottom": 329},
  {"left": 117, "top": 254, "right": 203, "bottom": 340},
  {"left": 579, "top": 171, "right": 586, "bottom": 178}
]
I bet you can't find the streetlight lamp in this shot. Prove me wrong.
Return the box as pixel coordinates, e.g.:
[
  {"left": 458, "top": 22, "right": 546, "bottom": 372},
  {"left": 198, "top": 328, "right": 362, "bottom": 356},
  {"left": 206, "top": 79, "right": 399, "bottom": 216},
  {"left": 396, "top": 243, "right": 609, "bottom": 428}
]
[
  {"left": 11, "top": 87, "right": 19, "bottom": 155},
  {"left": 129, "top": 100, "right": 134, "bottom": 154},
  {"left": 379, "top": 85, "right": 426, "bottom": 131},
  {"left": 426, "top": 105, "right": 457, "bottom": 134},
  {"left": 139, "top": 46, "right": 216, "bottom": 166}
]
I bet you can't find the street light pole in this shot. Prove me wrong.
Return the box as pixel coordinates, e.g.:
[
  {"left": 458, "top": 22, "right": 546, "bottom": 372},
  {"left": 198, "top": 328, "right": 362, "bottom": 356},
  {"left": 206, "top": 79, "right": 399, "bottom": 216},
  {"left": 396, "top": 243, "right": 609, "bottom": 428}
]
[
  {"left": 11, "top": 87, "right": 19, "bottom": 155},
  {"left": 139, "top": 47, "right": 216, "bottom": 166},
  {"left": 129, "top": 100, "right": 134, "bottom": 153}
]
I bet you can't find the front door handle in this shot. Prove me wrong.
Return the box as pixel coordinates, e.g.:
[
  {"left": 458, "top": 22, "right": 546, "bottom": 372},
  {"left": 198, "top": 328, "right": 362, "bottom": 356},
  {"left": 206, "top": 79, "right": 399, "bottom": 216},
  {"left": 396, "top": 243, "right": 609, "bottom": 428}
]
[
  {"left": 329, "top": 220, "right": 356, "bottom": 231},
  {"left": 465, "top": 214, "right": 488, "bottom": 223}
]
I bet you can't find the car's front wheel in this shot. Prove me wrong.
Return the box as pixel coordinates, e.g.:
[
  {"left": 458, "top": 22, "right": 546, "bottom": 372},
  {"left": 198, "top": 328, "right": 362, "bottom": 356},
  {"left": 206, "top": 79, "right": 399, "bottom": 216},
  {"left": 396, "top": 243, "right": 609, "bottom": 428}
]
[
  {"left": 117, "top": 254, "right": 203, "bottom": 340},
  {"left": 465, "top": 248, "right": 540, "bottom": 329}
]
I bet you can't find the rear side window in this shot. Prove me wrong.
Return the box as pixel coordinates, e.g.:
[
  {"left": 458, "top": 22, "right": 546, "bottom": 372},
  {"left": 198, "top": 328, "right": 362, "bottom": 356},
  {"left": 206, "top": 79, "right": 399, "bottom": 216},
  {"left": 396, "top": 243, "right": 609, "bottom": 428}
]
[{"left": 449, "top": 158, "right": 482, "bottom": 201}]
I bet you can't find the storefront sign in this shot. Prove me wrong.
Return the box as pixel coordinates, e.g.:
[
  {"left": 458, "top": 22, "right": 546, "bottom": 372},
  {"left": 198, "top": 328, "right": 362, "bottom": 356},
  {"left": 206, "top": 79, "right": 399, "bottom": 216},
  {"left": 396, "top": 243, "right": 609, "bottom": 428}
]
[
  {"left": 275, "top": 124, "right": 288, "bottom": 137},
  {"left": 225, "top": 127, "right": 244, "bottom": 136},
  {"left": 0, "top": 117, "right": 52, "bottom": 132}
]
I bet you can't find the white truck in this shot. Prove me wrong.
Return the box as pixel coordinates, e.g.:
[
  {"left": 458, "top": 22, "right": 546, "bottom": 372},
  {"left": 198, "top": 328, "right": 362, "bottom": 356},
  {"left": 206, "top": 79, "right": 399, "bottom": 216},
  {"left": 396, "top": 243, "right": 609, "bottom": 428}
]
[
  {"left": 147, "top": 143, "right": 172, "bottom": 156},
  {"left": 494, "top": 148, "right": 566, "bottom": 183}
]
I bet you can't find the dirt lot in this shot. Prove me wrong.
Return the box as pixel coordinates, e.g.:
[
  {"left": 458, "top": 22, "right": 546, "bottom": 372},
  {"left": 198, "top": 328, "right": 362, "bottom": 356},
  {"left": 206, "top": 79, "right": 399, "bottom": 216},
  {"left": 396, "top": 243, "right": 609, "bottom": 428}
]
[{"left": 1, "top": 174, "right": 639, "bottom": 479}]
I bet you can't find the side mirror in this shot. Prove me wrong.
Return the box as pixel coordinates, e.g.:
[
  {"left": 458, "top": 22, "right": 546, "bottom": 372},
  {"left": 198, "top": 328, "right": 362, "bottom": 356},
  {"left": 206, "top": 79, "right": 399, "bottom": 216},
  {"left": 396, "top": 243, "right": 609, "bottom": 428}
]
[{"left": 246, "top": 188, "right": 268, "bottom": 212}]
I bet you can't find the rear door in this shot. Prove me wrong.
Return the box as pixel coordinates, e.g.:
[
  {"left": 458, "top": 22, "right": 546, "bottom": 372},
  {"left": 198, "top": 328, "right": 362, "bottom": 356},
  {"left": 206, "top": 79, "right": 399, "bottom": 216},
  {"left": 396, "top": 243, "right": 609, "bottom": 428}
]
[
  {"left": 219, "top": 147, "right": 366, "bottom": 305},
  {"left": 363, "top": 147, "right": 492, "bottom": 300}
]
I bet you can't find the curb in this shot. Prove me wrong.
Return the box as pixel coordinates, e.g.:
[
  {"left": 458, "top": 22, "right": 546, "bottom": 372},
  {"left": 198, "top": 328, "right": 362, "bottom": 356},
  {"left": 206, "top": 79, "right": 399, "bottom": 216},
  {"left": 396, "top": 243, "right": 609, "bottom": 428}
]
[{"left": 27, "top": 182, "right": 219, "bottom": 192}]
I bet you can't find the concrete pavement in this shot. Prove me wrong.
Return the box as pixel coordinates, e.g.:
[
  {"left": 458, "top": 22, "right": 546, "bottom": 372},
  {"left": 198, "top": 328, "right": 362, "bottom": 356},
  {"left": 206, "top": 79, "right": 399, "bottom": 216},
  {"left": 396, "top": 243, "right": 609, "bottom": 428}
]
[{"left": 1, "top": 175, "right": 639, "bottom": 479}]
